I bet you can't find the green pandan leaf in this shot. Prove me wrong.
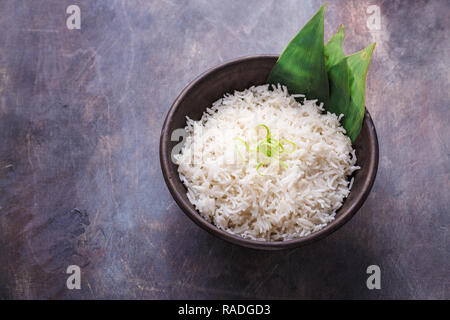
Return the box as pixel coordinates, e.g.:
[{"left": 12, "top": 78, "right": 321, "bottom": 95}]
[
  {"left": 344, "top": 43, "right": 376, "bottom": 142},
  {"left": 325, "top": 25, "right": 346, "bottom": 67},
  {"left": 267, "top": 4, "right": 375, "bottom": 142},
  {"left": 324, "top": 25, "right": 350, "bottom": 122},
  {"left": 267, "top": 4, "right": 329, "bottom": 106}
]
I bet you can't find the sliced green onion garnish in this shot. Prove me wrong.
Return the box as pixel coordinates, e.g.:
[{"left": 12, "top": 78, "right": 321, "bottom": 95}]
[
  {"left": 277, "top": 159, "right": 289, "bottom": 168},
  {"left": 235, "top": 125, "right": 297, "bottom": 175},
  {"left": 234, "top": 137, "right": 250, "bottom": 161},
  {"left": 278, "top": 140, "right": 297, "bottom": 153},
  {"left": 256, "top": 124, "right": 271, "bottom": 138},
  {"left": 256, "top": 161, "right": 271, "bottom": 176}
]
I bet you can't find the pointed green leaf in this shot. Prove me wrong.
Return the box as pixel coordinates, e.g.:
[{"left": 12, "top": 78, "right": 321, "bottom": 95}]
[
  {"left": 325, "top": 25, "right": 346, "bottom": 67},
  {"left": 344, "top": 43, "right": 376, "bottom": 142},
  {"left": 267, "top": 4, "right": 329, "bottom": 106},
  {"left": 324, "top": 25, "right": 350, "bottom": 121}
]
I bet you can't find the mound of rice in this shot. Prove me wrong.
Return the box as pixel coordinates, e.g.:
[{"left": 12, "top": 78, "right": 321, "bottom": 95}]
[{"left": 174, "top": 84, "right": 359, "bottom": 241}]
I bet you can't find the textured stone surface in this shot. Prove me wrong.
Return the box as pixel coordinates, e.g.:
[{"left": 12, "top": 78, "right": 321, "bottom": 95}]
[{"left": 0, "top": 0, "right": 448, "bottom": 299}]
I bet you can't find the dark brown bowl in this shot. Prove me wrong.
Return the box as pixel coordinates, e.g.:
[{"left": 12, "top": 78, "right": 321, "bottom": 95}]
[{"left": 160, "top": 55, "right": 379, "bottom": 250}]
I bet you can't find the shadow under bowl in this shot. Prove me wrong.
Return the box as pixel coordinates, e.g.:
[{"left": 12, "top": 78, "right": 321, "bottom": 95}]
[{"left": 160, "top": 55, "right": 379, "bottom": 250}]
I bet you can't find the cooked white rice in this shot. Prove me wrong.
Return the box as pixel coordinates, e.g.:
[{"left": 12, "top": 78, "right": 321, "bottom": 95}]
[{"left": 174, "top": 84, "right": 359, "bottom": 241}]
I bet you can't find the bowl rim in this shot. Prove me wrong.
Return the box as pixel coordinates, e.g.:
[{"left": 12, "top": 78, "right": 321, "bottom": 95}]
[{"left": 160, "top": 55, "right": 379, "bottom": 250}]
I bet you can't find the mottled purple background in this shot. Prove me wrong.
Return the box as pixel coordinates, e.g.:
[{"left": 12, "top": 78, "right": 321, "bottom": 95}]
[{"left": 0, "top": 0, "right": 448, "bottom": 299}]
